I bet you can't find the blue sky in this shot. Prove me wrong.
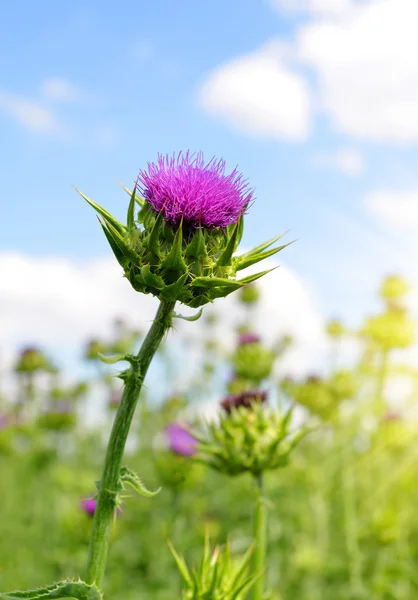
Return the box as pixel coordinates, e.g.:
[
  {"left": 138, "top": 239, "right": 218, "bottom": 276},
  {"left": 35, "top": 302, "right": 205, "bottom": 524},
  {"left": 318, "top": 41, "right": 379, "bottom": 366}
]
[{"left": 1, "top": 0, "right": 418, "bottom": 340}]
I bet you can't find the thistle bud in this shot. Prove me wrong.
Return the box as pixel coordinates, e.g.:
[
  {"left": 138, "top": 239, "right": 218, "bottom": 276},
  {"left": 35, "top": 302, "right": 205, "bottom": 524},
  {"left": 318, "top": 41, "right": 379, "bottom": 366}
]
[
  {"left": 78, "top": 152, "right": 289, "bottom": 308},
  {"left": 326, "top": 319, "right": 345, "bottom": 339},
  {"left": 231, "top": 341, "right": 276, "bottom": 383},
  {"left": 239, "top": 283, "right": 261, "bottom": 305},
  {"left": 361, "top": 307, "right": 415, "bottom": 350},
  {"left": 195, "top": 401, "right": 306, "bottom": 477},
  {"left": 170, "top": 537, "right": 257, "bottom": 600}
]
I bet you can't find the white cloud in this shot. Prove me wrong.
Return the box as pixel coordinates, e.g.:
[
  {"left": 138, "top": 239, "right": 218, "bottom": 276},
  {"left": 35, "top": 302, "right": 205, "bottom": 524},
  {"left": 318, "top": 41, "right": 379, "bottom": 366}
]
[
  {"left": 41, "top": 77, "right": 79, "bottom": 102},
  {"left": 313, "top": 147, "right": 364, "bottom": 175},
  {"left": 198, "top": 42, "right": 311, "bottom": 141},
  {"left": 0, "top": 91, "right": 67, "bottom": 136},
  {"left": 0, "top": 252, "right": 325, "bottom": 377},
  {"left": 297, "top": 0, "right": 418, "bottom": 142},
  {"left": 273, "top": 0, "right": 354, "bottom": 17},
  {"left": 365, "top": 190, "right": 418, "bottom": 231}
]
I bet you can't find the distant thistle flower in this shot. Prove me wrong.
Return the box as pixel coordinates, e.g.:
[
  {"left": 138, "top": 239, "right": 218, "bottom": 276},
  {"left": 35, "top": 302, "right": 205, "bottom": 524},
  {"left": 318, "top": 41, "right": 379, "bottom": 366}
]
[
  {"left": 166, "top": 423, "right": 198, "bottom": 457},
  {"left": 81, "top": 497, "right": 122, "bottom": 517},
  {"left": 221, "top": 390, "right": 268, "bottom": 414},
  {"left": 137, "top": 152, "right": 252, "bottom": 230},
  {"left": 238, "top": 332, "right": 261, "bottom": 346},
  {"left": 81, "top": 498, "right": 97, "bottom": 517}
]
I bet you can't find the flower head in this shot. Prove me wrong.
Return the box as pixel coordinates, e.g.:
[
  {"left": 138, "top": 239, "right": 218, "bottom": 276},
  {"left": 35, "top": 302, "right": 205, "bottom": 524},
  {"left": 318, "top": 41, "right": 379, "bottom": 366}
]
[
  {"left": 79, "top": 153, "right": 289, "bottom": 307},
  {"left": 166, "top": 423, "right": 198, "bottom": 457},
  {"left": 238, "top": 332, "right": 261, "bottom": 346},
  {"left": 81, "top": 498, "right": 97, "bottom": 517},
  {"left": 137, "top": 152, "right": 252, "bottom": 230},
  {"left": 221, "top": 390, "right": 268, "bottom": 414},
  {"left": 81, "top": 497, "right": 122, "bottom": 517}
]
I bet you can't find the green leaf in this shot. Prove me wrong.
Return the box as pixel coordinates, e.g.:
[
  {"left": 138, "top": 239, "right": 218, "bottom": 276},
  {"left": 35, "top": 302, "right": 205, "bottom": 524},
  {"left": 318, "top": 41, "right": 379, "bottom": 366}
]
[
  {"left": 216, "top": 221, "right": 240, "bottom": 268},
  {"left": 243, "top": 232, "right": 288, "bottom": 257},
  {"left": 102, "top": 219, "right": 138, "bottom": 262},
  {"left": 237, "top": 268, "right": 275, "bottom": 287},
  {"left": 99, "top": 221, "right": 126, "bottom": 267},
  {"left": 117, "top": 181, "right": 145, "bottom": 206},
  {"left": 173, "top": 308, "right": 203, "bottom": 322},
  {"left": 97, "top": 352, "right": 129, "bottom": 365},
  {"left": 75, "top": 188, "right": 125, "bottom": 235},
  {"left": 235, "top": 242, "right": 292, "bottom": 272},
  {"left": 185, "top": 227, "right": 208, "bottom": 260},
  {"left": 0, "top": 581, "right": 102, "bottom": 600},
  {"left": 144, "top": 210, "right": 164, "bottom": 256},
  {"left": 140, "top": 265, "right": 165, "bottom": 290},
  {"left": 191, "top": 276, "right": 241, "bottom": 290},
  {"left": 126, "top": 187, "right": 137, "bottom": 232},
  {"left": 161, "top": 221, "right": 188, "bottom": 275},
  {"left": 168, "top": 542, "right": 192, "bottom": 587},
  {"left": 120, "top": 466, "right": 161, "bottom": 498}
]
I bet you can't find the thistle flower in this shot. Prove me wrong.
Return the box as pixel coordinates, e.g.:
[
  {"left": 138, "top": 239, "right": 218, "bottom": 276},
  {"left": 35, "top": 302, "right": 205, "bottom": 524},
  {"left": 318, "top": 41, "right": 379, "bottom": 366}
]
[
  {"left": 232, "top": 341, "right": 276, "bottom": 383},
  {"left": 238, "top": 332, "right": 261, "bottom": 346},
  {"left": 81, "top": 498, "right": 122, "bottom": 517},
  {"left": 166, "top": 423, "right": 198, "bottom": 457},
  {"left": 221, "top": 390, "right": 267, "bottom": 414},
  {"left": 195, "top": 403, "right": 307, "bottom": 477},
  {"left": 78, "top": 152, "right": 289, "bottom": 308},
  {"left": 137, "top": 152, "right": 251, "bottom": 230},
  {"left": 81, "top": 498, "right": 97, "bottom": 517}
]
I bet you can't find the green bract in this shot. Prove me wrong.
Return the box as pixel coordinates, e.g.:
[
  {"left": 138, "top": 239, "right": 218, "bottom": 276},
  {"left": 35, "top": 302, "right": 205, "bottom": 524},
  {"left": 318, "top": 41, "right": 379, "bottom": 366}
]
[
  {"left": 194, "top": 404, "right": 307, "bottom": 477},
  {"left": 77, "top": 187, "right": 289, "bottom": 308},
  {"left": 170, "top": 537, "right": 257, "bottom": 600}
]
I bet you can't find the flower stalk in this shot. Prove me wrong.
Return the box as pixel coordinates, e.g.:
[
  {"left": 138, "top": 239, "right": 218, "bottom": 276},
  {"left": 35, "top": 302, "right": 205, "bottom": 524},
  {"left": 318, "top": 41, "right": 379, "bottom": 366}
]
[
  {"left": 85, "top": 298, "right": 175, "bottom": 589},
  {"left": 253, "top": 474, "right": 267, "bottom": 600}
]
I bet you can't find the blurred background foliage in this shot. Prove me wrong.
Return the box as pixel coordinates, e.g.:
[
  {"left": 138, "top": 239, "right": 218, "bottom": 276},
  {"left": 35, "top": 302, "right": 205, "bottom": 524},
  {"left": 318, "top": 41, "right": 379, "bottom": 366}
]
[{"left": 1, "top": 276, "right": 418, "bottom": 600}]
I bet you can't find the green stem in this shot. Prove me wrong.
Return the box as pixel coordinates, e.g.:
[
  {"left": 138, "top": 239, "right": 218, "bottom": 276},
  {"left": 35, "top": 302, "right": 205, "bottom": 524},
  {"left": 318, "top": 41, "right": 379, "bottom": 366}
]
[
  {"left": 341, "top": 432, "right": 362, "bottom": 596},
  {"left": 376, "top": 349, "right": 389, "bottom": 414},
  {"left": 85, "top": 299, "right": 175, "bottom": 589},
  {"left": 253, "top": 474, "right": 267, "bottom": 600}
]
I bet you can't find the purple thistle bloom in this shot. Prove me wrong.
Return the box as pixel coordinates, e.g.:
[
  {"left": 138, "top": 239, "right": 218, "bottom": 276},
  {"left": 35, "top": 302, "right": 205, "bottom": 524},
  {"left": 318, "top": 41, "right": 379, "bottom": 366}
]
[
  {"left": 137, "top": 152, "right": 253, "bottom": 229},
  {"left": 81, "top": 498, "right": 97, "bottom": 516},
  {"left": 81, "top": 498, "right": 122, "bottom": 517},
  {"left": 166, "top": 423, "right": 198, "bottom": 457},
  {"left": 221, "top": 390, "right": 268, "bottom": 414},
  {"left": 238, "top": 333, "right": 261, "bottom": 345}
]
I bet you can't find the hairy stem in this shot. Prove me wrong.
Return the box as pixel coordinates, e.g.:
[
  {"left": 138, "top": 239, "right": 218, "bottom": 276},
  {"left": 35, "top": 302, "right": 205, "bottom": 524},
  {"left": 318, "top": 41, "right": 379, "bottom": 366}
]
[
  {"left": 85, "top": 299, "right": 176, "bottom": 589},
  {"left": 253, "top": 474, "right": 267, "bottom": 600}
]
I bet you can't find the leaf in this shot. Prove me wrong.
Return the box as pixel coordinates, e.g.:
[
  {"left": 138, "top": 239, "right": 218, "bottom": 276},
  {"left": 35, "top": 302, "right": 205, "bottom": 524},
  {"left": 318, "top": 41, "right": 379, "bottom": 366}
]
[
  {"left": 117, "top": 181, "right": 145, "bottom": 206},
  {"left": 190, "top": 276, "right": 241, "bottom": 290},
  {"left": 216, "top": 221, "right": 240, "bottom": 267},
  {"left": 119, "top": 466, "right": 161, "bottom": 498},
  {"left": 97, "top": 352, "right": 129, "bottom": 365},
  {"left": 75, "top": 188, "right": 125, "bottom": 235},
  {"left": 235, "top": 243, "right": 293, "bottom": 272},
  {"left": 126, "top": 187, "right": 137, "bottom": 232},
  {"left": 237, "top": 268, "right": 276, "bottom": 287},
  {"left": 0, "top": 581, "right": 102, "bottom": 600},
  {"left": 168, "top": 541, "right": 192, "bottom": 587},
  {"left": 173, "top": 309, "right": 203, "bottom": 322},
  {"left": 160, "top": 221, "right": 188, "bottom": 275},
  {"left": 243, "top": 232, "right": 288, "bottom": 257}
]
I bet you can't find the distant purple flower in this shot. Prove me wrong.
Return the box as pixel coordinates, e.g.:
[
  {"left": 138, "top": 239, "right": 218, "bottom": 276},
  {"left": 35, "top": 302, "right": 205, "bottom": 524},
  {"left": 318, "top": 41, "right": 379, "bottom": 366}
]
[
  {"left": 0, "top": 414, "right": 8, "bottom": 430},
  {"left": 166, "top": 423, "right": 198, "bottom": 457},
  {"left": 81, "top": 497, "right": 121, "bottom": 517},
  {"left": 137, "top": 152, "right": 252, "bottom": 229},
  {"left": 239, "top": 333, "right": 261, "bottom": 345},
  {"left": 221, "top": 390, "right": 268, "bottom": 414},
  {"left": 81, "top": 498, "right": 97, "bottom": 516}
]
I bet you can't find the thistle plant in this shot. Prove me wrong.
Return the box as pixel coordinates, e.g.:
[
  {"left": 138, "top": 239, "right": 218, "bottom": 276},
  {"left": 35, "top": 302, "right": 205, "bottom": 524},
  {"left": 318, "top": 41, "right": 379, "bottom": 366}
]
[
  {"left": 0, "top": 152, "right": 288, "bottom": 599},
  {"left": 194, "top": 389, "right": 309, "bottom": 599}
]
